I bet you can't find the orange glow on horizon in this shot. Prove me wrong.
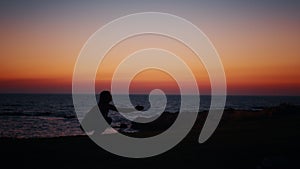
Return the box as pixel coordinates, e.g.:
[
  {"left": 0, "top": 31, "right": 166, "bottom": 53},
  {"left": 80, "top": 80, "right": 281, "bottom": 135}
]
[
  {"left": 1, "top": 6, "right": 300, "bottom": 95},
  {"left": 94, "top": 34, "right": 211, "bottom": 94}
]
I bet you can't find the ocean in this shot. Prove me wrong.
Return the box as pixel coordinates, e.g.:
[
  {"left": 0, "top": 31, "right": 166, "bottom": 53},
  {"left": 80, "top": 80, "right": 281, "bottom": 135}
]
[{"left": 0, "top": 94, "right": 299, "bottom": 138}]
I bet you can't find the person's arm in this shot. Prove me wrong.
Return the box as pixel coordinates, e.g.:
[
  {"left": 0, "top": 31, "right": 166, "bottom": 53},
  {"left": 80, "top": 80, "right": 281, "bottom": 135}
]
[{"left": 109, "top": 104, "right": 118, "bottom": 112}]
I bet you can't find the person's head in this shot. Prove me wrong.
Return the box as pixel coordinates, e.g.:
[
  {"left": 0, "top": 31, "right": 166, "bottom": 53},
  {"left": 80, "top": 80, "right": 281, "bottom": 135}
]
[{"left": 98, "top": 90, "right": 112, "bottom": 105}]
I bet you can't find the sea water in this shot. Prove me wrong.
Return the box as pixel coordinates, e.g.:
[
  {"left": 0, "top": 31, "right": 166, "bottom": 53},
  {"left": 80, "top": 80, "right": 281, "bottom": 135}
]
[{"left": 0, "top": 94, "right": 299, "bottom": 138}]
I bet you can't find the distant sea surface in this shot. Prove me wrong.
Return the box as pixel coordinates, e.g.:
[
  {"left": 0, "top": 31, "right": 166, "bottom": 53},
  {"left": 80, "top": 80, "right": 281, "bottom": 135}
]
[{"left": 0, "top": 94, "right": 299, "bottom": 138}]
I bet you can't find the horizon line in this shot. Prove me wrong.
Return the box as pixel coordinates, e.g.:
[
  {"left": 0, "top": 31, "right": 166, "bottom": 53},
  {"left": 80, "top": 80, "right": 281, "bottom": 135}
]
[{"left": 0, "top": 93, "right": 300, "bottom": 97}]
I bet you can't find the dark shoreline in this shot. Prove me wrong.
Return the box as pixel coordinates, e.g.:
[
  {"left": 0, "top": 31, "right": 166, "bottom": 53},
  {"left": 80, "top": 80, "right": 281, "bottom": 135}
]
[{"left": 1, "top": 104, "right": 300, "bottom": 169}]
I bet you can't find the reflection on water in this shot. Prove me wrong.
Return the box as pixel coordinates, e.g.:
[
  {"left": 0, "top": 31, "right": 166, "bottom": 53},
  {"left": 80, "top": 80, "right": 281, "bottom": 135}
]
[
  {"left": 0, "top": 116, "right": 84, "bottom": 138},
  {"left": 0, "top": 94, "right": 300, "bottom": 138}
]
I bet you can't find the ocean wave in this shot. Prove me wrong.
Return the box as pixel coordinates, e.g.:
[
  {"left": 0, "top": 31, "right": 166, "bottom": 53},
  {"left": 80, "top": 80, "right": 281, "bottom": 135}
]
[{"left": 0, "top": 112, "right": 76, "bottom": 119}]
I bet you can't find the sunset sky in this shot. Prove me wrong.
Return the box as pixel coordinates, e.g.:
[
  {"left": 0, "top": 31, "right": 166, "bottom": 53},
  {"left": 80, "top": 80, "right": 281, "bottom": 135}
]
[{"left": 0, "top": 0, "right": 300, "bottom": 95}]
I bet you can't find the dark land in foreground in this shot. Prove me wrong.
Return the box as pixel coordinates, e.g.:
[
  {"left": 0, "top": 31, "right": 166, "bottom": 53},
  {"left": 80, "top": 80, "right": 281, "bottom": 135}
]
[{"left": 1, "top": 104, "right": 300, "bottom": 169}]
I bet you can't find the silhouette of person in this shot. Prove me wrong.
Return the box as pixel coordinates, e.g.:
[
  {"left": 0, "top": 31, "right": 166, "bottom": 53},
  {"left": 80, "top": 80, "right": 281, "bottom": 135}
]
[
  {"left": 98, "top": 90, "right": 117, "bottom": 125},
  {"left": 80, "top": 91, "right": 117, "bottom": 134},
  {"left": 80, "top": 90, "right": 145, "bottom": 134}
]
